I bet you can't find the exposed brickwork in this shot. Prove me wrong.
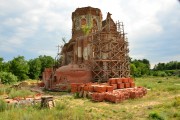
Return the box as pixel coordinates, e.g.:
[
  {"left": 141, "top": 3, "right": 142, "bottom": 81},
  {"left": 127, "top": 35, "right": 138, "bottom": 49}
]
[{"left": 43, "top": 6, "right": 130, "bottom": 91}]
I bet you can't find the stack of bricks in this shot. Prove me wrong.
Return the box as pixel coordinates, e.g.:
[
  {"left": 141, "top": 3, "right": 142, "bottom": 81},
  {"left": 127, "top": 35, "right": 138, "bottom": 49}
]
[
  {"left": 71, "top": 83, "right": 114, "bottom": 93},
  {"left": 108, "top": 78, "right": 135, "bottom": 89},
  {"left": 103, "top": 87, "right": 147, "bottom": 103},
  {"left": 70, "top": 77, "right": 147, "bottom": 103},
  {"left": 70, "top": 83, "right": 84, "bottom": 93}
]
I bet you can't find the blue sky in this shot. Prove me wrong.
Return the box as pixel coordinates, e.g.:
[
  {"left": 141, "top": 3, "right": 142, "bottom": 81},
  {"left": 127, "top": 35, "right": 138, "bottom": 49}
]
[{"left": 0, "top": 0, "right": 180, "bottom": 67}]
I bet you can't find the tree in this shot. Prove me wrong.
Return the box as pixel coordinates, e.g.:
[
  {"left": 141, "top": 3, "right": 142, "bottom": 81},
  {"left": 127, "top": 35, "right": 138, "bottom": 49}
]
[
  {"left": 0, "top": 57, "right": 3, "bottom": 71},
  {"left": 9, "top": 56, "right": 29, "bottom": 81},
  {"left": 154, "top": 61, "right": 180, "bottom": 70},
  {"left": 142, "top": 59, "right": 150, "bottom": 69},
  {"left": 130, "top": 59, "right": 151, "bottom": 77},
  {"left": 0, "top": 72, "right": 18, "bottom": 84},
  {"left": 28, "top": 58, "right": 41, "bottom": 79},
  {"left": 38, "top": 55, "right": 54, "bottom": 73},
  {"left": 2, "top": 62, "right": 11, "bottom": 72},
  {"left": 130, "top": 63, "right": 136, "bottom": 77}
]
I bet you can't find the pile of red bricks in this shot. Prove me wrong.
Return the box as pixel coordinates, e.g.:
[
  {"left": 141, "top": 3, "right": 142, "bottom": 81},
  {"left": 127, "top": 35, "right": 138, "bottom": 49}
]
[
  {"left": 108, "top": 78, "right": 135, "bottom": 89},
  {"left": 71, "top": 83, "right": 114, "bottom": 93},
  {"left": 70, "top": 78, "right": 147, "bottom": 103},
  {"left": 92, "top": 87, "right": 147, "bottom": 103}
]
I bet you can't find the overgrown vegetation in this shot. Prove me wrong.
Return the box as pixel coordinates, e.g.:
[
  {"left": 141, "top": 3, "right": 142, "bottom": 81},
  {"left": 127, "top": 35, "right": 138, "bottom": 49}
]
[
  {"left": 0, "top": 72, "right": 18, "bottom": 84},
  {"left": 0, "top": 55, "right": 179, "bottom": 84},
  {"left": 81, "top": 24, "right": 93, "bottom": 35},
  {"left": 0, "top": 55, "right": 54, "bottom": 82},
  {"left": 0, "top": 77, "right": 179, "bottom": 120},
  {"left": 8, "top": 88, "right": 35, "bottom": 99}
]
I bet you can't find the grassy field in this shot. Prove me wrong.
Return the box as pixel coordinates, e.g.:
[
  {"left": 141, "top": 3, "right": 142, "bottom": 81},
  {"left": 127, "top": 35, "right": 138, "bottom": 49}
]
[{"left": 0, "top": 77, "right": 180, "bottom": 120}]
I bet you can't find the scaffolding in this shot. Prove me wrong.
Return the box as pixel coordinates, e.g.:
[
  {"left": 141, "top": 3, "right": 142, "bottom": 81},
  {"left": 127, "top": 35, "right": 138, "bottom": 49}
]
[{"left": 90, "top": 21, "right": 130, "bottom": 82}]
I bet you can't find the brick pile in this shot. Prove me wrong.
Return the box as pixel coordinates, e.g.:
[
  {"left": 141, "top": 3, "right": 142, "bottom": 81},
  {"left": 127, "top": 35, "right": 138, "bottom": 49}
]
[
  {"left": 70, "top": 78, "right": 147, "bottom": 103},
  {"left": 108, "top": 78, "right": 135, "bottom": 89},
  {"left": 103, "top": 87, "right": 147, "bottom": 103}
]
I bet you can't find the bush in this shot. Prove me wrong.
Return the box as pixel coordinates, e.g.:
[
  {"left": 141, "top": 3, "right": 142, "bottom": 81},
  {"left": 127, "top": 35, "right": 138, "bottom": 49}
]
[
  {"left": 149, "top": 111, "right": 165, "bottom": 120},
  {"left": 8, "top": 89, "right": 35, "bottom": 99},
  {"left": 0, "top": 72, "right": 18, "bottom": 84},
  {"left": 152, "top": 71, "right": 167, "bottom": 77},
  {"left": 159, "top": 71, "right": 167, "bottom": 77}
]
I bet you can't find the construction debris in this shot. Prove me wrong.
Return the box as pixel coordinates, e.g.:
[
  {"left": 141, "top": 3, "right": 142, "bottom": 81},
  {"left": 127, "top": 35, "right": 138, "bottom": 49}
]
[
  {"left": 71, "top": 78, "right": 147, "bottom": 103},
  {"left": 4, "top": 93, "right": 42, "bottom": 107}
]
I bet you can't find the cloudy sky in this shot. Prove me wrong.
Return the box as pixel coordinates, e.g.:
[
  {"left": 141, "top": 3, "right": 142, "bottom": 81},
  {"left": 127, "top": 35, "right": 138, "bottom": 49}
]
[{"left": 0, "top": 0, "right": 180, "bottom": 67}]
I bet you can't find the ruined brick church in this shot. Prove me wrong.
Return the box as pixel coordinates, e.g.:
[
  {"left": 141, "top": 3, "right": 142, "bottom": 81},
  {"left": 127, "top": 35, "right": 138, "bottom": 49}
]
[{"left": 43, "top": 6, "right": 130, "bottom": 90}]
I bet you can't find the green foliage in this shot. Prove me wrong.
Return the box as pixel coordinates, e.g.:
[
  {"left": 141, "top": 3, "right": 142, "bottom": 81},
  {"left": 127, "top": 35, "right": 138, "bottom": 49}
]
[
  {"left": 56, "top": 102, "right": 67, "bottom": 111},
  {"left": 154, "top": 61, "right": 180, "bottom": 70},
  {"left": 0, "top": 57, "right": 3, "bottom": 71},
  {"left": 130, "top": 59, "right": 150, "bottom": 77},
  {"left": 28, "top": 58, "right": 41, "bottom": 79},
  {"left": 38, "top": 55, "right": 54, "bottom": 73},
  {"left": 130, "top": 63, "right": 136, "bottom": 77},
  {"left": 2, "top": 62, "right": 11, "bottom": 72},
  {"left": 0, "top": 77, "right": 179, "bottom": 120},
  {"left": 149, "top": 111, "right": 165, "bottom": 120},
  {"left": 172, "top": 97, "right": 180, "bottom": 107},
  {"left": 0, "top": 72, "right": 18, "bottom": 84},
  {"left": 152, "top": 71, "right": 167, "bottom": 77},
  {"left": 9, "top": 56, "right": 29, "bottom": 81},
  {"left": 81, "top": 24, "right": 92, "bottom": 35},
  {"left": 0, "top": 99, "right": 7, "bottom": 112},
  {"left": 8, "top": 88, "right": 35, "bottom": 99}
]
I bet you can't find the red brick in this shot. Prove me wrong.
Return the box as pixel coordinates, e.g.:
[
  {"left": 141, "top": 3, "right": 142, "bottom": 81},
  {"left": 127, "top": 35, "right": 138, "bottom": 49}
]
[
  {"left": 88, "top": 85, "right": 94, "bottom": 92},
  {"left": 130, "top": 82, "right": 135, "bottom": 88},
  {"left": 92, "top": 93, "right": 105, "bottom": 102},
  {"left": 122, "top": 78, "right": 129, "bottom": 83},
  {"left": 109, "top": 78, "right": 117, "bottom": 84},
  {"left": 129, "top": 91, "right": 137, "bottom": 99},
  {"left": 128, "top": 78, "right": 134, "bottom": 83},
  {"left": 71, "top": 83, "right": 78, "bottom": 93},
  {"left": 97, "top": 86, "right": 107, "bottom": 93},
  {"left": 84, "top": 86, "right": 89, "bottom": 91},
  {"left": 110, "top": 84, "right": 117, "bottom": 90},
  {"left": 124, "top": 83, "right": 130, "bottom": 88},
  {"left": 106, "top": 86, "right": 114, "bottom": 92},
  {"left": 117, "top": 83, "right": 124, "bottom": 89},
  {"left": 116, "top": 78, "right": 122, "bottom": 84}
]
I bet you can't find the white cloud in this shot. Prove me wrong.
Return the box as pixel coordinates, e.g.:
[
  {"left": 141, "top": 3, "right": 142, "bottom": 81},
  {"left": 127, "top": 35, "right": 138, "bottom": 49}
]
[{"left": 0, "top": 0, "right": 179, "bottom": 64}]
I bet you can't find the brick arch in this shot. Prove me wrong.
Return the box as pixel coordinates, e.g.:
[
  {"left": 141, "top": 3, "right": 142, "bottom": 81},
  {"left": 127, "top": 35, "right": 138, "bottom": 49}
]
[
  {"left": 93, "top": 19, "right": 97, "bottom": 27},
  {"left": 81, "top": 18, "right": 86, "bottom": 26}
]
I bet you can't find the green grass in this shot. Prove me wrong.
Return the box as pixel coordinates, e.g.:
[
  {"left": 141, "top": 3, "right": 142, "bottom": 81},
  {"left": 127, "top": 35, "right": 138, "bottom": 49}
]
[
  {"left": 8, "top": 88, "right": 35, "bottom": 99},
  {"left": 0, "top": 77, "right": 180, "bottom": 120}
]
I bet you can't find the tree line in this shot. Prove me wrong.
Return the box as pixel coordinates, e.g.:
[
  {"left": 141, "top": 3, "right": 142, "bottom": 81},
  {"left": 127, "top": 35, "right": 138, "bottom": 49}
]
[
  {"left": 0, "top": 55, "right": 179, "bottom": 84},
  {"left": 130, "top": 59, "right": 180, "bottom": 77},
  {"left": 0, "top": 55, "right": 54, "bottom": 84}
]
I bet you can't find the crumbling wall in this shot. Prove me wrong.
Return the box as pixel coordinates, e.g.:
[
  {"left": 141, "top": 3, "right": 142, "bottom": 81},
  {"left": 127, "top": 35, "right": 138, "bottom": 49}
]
[
  {"left": 43, "top": 7, "right": 130, "bottom": 90},
  {"left": 61, "top": 7, "right": 130, "bottom": 82}
]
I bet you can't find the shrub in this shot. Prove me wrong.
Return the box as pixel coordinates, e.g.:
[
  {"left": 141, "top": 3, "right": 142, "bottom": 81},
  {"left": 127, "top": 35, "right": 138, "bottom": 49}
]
[
  {"left": 149, "top": 112, "right": 165, "bottom": 120},
  {"left": 159, "top": 71, "right": 167, "bottom": 77},
  {"left": 152, "top": 71, "right": 167, "bottom": 77},
  {"left": 0, "top": 72, "right": 18, "bottom": 84}
]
